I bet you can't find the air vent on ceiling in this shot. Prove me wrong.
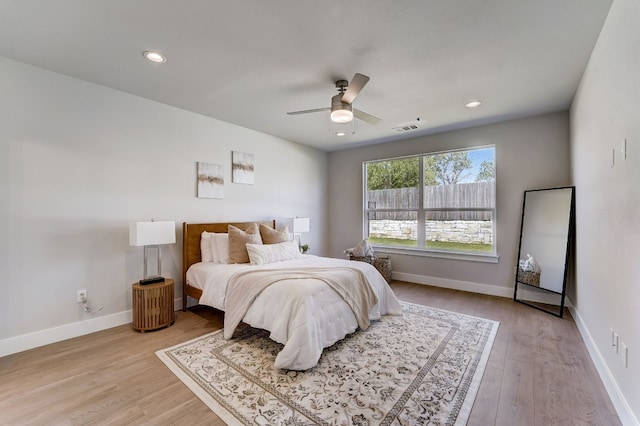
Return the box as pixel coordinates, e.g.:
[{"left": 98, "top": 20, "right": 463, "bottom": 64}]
[{"left": 392, "top": 123, "right": 420, "bottom": 133}]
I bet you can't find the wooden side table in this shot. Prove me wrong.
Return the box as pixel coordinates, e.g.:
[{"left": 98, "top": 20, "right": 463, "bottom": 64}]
[{"left": 132, "top": 278, "right": 175, "bottom": 332}]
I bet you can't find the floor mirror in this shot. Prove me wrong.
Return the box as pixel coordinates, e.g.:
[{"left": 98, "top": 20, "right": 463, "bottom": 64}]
[{"left": 513, "top": 186, "right": 575, "bottom": 317}]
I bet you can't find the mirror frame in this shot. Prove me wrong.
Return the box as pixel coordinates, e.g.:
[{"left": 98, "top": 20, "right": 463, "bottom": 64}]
[{"left": 513, "top": 186, "right": 575, "bottom": 318}]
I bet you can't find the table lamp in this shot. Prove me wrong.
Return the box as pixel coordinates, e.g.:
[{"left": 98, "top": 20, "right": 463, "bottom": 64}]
[
  {"left": 292, "top": 217, "right": 310, "bottom": 252},
  {"left": 129, "top": 220, "right": 176, "bottom": 285}
]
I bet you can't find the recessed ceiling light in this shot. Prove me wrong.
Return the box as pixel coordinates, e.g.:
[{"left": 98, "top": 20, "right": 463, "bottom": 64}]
[
  {"left": 143, "top": 51, "right": 167, "bottom": 63},
  {"left": 335, "top": 131, "right": 346, "bottom": 137},
  {"left": 465, "top": 100, "right": 482, "bottom": 108}
]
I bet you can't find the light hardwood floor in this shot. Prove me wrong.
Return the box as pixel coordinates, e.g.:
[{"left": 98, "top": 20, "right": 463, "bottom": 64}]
[{"left": 0, "top": 281, "right": 621, "bottom": 425}]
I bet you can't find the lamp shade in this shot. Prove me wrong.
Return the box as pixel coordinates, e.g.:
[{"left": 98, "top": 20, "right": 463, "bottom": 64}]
[
  {"left": 292, "top": 217, "right": 310, "bottom": 233},
  {"left": 129, "top": 221, "right": 176, "bottom": 246}
]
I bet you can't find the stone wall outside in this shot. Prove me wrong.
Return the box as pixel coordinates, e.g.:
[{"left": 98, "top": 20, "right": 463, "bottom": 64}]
[{"left": 369, "top": 220, "right": 493, "bottom": 245}]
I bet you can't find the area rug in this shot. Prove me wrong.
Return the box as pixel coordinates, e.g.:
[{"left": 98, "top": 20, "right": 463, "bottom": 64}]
[{"left": 156, "top": 302, "right": 499, "bottom": 425}]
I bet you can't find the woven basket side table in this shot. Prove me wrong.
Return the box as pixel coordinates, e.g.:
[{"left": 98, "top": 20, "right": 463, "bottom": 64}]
[{"left": 132, "top": 279, "right": 175, "bottom": 332}]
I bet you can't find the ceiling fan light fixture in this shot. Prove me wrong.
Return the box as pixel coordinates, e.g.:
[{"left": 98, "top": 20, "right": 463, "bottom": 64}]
[
  {"left": 330, "top": 94, "right": 353, "bottom": 123},
  {"left": 287, "top": 73, "right": 377, "bottom": 126},
  {"left": 331, "top": 109, "right": 353, "bottom": 123}
]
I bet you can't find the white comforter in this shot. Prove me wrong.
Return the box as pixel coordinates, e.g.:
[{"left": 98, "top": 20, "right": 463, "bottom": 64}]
[{"left": 186, "top": 255, "right": 403, "bottom": 370}]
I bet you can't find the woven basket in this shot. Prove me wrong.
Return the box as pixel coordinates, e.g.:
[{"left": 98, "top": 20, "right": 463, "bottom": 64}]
[
  {"left": 517, "top": 268, "right": 540, "bottom": 287},
  {"left": 349, "top": 255, "right": 392, "bottom": 283}
]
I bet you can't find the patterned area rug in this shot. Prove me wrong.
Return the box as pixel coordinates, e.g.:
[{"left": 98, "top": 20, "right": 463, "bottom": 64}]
[{"left": 156, "top": 302, "right": 499, "bottom": 425}]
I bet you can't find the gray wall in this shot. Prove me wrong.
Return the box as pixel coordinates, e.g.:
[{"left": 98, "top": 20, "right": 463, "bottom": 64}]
[
  {"left": 0, "top": 57, "right": 328, "bottom": 355},
  {"left": 328, "top": 112, "right": 571, "bottom": 295},
  {"left": 570, "top": 0, "right": 640, "bottom": 420}
]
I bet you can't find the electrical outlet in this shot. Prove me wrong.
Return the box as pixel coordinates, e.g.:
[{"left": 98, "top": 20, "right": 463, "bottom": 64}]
[
  {"left": 621, "top": 342, "right": 628, "bottom": 368},
  {"left": 77, "top": 289, "right": 87, "bottom": 303}
]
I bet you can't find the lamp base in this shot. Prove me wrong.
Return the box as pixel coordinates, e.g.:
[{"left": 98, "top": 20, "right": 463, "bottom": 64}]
[{"left": 139, "top": 276, "right": 166, "bottom": 285}]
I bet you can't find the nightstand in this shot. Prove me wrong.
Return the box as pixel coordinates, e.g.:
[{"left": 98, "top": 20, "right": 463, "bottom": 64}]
[{"left": 132, "top": 278, "right": 175, "bottom": 332}]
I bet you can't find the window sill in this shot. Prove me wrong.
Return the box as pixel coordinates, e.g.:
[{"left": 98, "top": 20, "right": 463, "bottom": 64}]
[{"left": 371, "top": 246, "right": 499, "bottom": 264}]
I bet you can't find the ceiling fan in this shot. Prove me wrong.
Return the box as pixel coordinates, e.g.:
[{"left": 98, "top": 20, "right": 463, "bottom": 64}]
[{"left": 287, "top": 73, "right": 381, "bottom": 125}]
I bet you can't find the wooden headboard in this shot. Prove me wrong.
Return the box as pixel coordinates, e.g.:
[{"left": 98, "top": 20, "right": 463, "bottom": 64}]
[{"left": 181, "top": 220, "right": 276, "bottom": 310}]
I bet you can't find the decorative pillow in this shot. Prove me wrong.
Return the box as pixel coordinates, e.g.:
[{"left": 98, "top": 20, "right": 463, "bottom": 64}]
[
  {"left": 246, "top": 241, "right": 302, "bottom": 265},
  {"left": 228, "top": 223, "right": 262, "bottom": 264},
  {"left": 210, "top": 233, "right": 230, "bottom": 264},
  {"left": 346, "top": 238, "right": 375, "bottom": 258},
  {"left": 259, "top": 224, "right": 291, "bottom": 244},
  {"left": 201, "top": 231, "right": 214, "bottom": 262}
]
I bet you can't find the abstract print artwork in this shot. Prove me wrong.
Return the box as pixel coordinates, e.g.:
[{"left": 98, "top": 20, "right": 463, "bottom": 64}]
[
  {"left": 232, "top": 151, "right": 254, "bottom": 184},
  {"left": 197, "top": 162, "right": 224, "bottom": 199}
]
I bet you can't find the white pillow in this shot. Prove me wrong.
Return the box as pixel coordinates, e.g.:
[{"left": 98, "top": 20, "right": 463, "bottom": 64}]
[
  {"left": 246, "top": 241, "right": 302, "bottom": 265},
  {"left": 210, "top": 233, "right": 230, "bottom": 264},
  {"left": 201, "top": 231, "right": 214, "bottom": 262},
  {"left": 347, "top": 238, "right": 374, "bottom": 258}
]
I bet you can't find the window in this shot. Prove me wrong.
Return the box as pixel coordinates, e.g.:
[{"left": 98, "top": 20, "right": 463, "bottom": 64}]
[{"left": 364, "top": 146, "right": 496, "bottom": 258}]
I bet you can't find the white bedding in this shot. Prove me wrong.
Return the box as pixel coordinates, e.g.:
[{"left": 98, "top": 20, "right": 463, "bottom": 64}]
[{"left": 186, "top": 255, "right": 403, "bottom": 370}]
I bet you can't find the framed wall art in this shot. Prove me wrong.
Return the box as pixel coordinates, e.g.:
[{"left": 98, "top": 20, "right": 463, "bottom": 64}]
[
  {"left": 197, "top": 162, "right": 224, "bottom": 199},
  {"left": 232, "top": 151, "right": 254, "bottom": 184}
]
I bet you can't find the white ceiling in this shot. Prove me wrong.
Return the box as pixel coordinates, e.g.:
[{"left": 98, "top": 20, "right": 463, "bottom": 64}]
[{"left": 0, "top": 0, "right": 612, "bottom": 152}]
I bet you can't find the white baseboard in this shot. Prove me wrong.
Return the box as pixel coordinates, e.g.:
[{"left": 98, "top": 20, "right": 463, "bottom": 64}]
[
  {"left": 0, "top": 310, "right": 132, "bottom": 358},
  {"left": 392, "top": 271, "right": 514, "bottom": 298},
  {"left": 569, "top": 307, "right": 639, "bottom": 426},
  {"left": 174, "top": 297, "right": 184, "bottom": 312},
  {"left": 392, "top": 271, "right": 573, "bottom": 307},
  {"left": 1, "top": 298, "right": 188, "bottom": 358}
]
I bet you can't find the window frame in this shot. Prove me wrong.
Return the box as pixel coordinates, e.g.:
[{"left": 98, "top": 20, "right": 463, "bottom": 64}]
[{"left": 363, "top": 146, "right": 498, "bottom": 263}]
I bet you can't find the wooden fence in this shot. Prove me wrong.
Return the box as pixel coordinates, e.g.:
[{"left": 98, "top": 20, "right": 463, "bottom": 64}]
[{"left": 367, "top": 182, "right": 494, "bottom": 221}]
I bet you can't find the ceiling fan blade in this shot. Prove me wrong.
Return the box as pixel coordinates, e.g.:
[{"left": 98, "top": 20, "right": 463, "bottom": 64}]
[
  {"left": 354, "top": 108, "right": 381, "bottom": 125},
  {"left": 286, "top": 107, "right": 330, "bottom": 115},
  {"left": 341, "top": 73, "right": 370, "bottom": 104}
]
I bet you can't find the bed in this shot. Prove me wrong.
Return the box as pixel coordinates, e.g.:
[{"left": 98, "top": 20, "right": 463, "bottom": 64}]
[{"left": 182, "top": 221, "right": 403, "bottom": 370}]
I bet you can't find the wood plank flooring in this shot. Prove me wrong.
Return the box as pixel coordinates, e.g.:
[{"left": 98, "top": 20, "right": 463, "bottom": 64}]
[{"left": 0, "top": 281, "right": 621, "bottom": 425}]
